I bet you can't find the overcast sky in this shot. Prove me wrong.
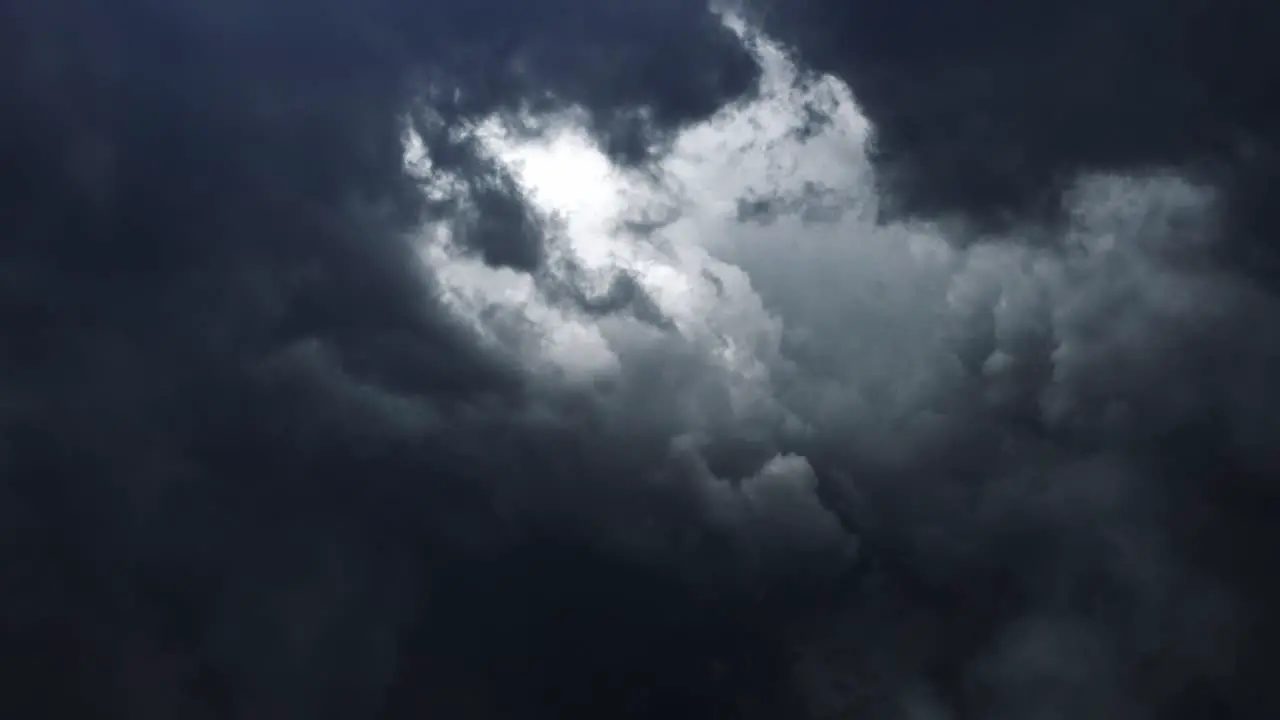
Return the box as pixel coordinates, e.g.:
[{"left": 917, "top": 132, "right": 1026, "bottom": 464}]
[{"left": 3, "top": 2, "right": 1279, "bottom": 719}]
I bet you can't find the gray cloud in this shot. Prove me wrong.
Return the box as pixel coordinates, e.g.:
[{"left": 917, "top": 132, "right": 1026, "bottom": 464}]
[
  {"left": 749, "top": 0, "right": 1280, "bottom": 287},
  {"left": 2, "top": 2, "right": 1278, "bottom": 719}
]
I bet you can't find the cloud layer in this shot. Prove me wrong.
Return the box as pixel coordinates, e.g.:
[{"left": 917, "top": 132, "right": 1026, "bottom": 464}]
[
  {"left": 2, "top": 2, "right": 1278, "bottom": 719},
  {"left": 750, "top": 0, "right": 1280, "bottom": 284}
]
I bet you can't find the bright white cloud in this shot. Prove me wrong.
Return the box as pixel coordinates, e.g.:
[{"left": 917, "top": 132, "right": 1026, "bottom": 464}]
[{"left": 410, "top": 14, "right": 1257, "bottom": 497}]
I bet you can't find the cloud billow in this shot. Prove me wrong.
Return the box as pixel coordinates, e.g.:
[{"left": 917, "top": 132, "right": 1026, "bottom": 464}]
[
  {"left": 2, "top": 1, "right": 1279, "bottom": 719},
  {"left": 751, "top": 0, "right": 1280, "bottom": 284}
]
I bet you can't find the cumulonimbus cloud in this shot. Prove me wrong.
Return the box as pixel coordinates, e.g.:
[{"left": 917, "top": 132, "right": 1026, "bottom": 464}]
[{"left": 2, "top": 2, "right": 1278, "bottom": 719}]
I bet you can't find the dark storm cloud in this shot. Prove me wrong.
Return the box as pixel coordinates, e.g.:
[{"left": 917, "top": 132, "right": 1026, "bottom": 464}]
[
  {"left": 0, "top": 1, "right": 788, "bottom": 718},
  {"left": 751, "top": 0, "right": 1280, "bottom": 278},
  {"left": 4, "top": 1, "right": 1280, "bottom": 720},
  {"left": 700, "top": 169, "right": 1278, "bottom": 717},
  {"left": 734, "top": 3, "right": 1280, "bottom": 709},
  {"left": 701, "top": 22, "right": 1280, "bottom": 713}
]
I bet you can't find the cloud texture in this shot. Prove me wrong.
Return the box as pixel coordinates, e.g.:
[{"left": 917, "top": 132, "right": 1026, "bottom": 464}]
[{"left": 2, "top": 2, "right": 1278, "bottom": 719}]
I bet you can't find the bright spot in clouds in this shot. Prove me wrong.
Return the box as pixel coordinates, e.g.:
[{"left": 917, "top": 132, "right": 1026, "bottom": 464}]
[
  {"left": 415, "top": 25, "right": 879, "bottom": 397},
  {"left": 411, "top": 15, "right": 1236, "bottom": 469},
  {"left": 400, "top": 26, "right": 1266, "bottom": 711}
]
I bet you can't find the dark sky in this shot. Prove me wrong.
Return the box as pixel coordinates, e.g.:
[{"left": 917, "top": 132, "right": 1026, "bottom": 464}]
[{"left": 2, "top": 1, "right": 1278, "bottom": 718}]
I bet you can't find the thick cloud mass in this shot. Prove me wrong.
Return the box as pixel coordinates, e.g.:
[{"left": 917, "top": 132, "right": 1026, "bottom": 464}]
[
  {"left": 2, "top": 2, "right": 1279, "bottom": 719},
  {"left": 751, "top": 0, "right": 1280, "bottom": 281}
]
